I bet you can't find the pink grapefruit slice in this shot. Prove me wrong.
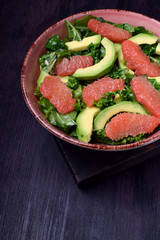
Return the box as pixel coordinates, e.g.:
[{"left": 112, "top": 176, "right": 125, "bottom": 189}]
[
  {"left": 105, "top": 112, "right": 160, "bottom": 140},
  {"left": 40, "top": 76, "right": 76, "bottom": 114},
  {"left": 82, "top": 77, "right": 124, "bottom": 107},
  {"left": 88, "top": 19, "right": 132, "bottom": 43},
  {"left": 54, "top": 55, "right": 93, "bottom": 76},
  {"left": 122, "top": 40, "right": 160, "bottom": 77}
]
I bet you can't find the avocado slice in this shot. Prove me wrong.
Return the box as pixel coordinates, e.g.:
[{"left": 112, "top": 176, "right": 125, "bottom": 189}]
[
  {"left": 129, "top": 33, "right": 158, "bottom": 45},
  {"left": 37, "top": 71, "right": 70, "bottom": 86},
  {"left": 60, "top": 76, "right": 69, "bottom": 83},
  {"left": 148, "top": 76, "right": 160, "bottom": 84},
  {"left": 114, "top": 43, "right": 121, "bottom": 53},
  {"left": 72, "top": 37, "right": 116, "bottom": 80},
  {"left": 65, "top": 35, "right": 101, "bottom": 51},
  {"left": 76, "top": 107, "right": 100, "bottom": 143},
  {"left": 94, "top": 101, "right": 149, "bottom": 130},
  {"left": 37, "top": 71, "right": 49, "bottom": 87},
  {"left": 156, "top": 43, "right": 160, "bottom": 55}
]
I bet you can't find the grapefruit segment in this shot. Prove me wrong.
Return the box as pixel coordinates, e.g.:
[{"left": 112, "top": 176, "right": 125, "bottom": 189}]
[
  {"left": 54, "top": 55, "right": 93, "bottom": 76},
  {"left": 40, "top": 76, "right": 76, "bottom": 114},
  {"left": 122, "top": 40, "right": 160, "bottom": 77},
  {"left": 105, "top": 112, "right": 160, "bottom": 140},
  {"left": 131, "top": 76, "right": 160, "bottom": 119},
  {"left": 82, "top": 77, "right": 125, "bottom": 107},
  {"left": 88, "top": 19, "right": 132, "bottom": 43}
]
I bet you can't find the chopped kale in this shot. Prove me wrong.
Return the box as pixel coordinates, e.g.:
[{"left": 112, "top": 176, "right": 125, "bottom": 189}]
[
  {"left": 148, "top": 78, "right": 160, "bottom": 90},
  {"left": 65, "top": 20, "right": 82, "bottom": 41},
  {"left": 94, "top": 92, "right": 117, "bottom": 109},
  {"left": 66, "top": 77, "right": 80, "bottom": 90},
  {"left": 56, "top": 48, "right": 71, "bottom": 61},
  {"left": 108, "top": 68, "right": 134, "bottom": 86},
  {"left": 45, "top": 34, "right": 67, "bottom": 51},
  {"left": 39, "top": 52, "right": 57, "bottom": 73},
  {"left": 74, "top": 99, "right": 86, "bottom": 112},
  {"left": 34, "top": 86, "right": 41, "bottom": 97},
  {"left": 149, "top": 56, "right": 160, "bottom": 66},
  {"left": 38, "top": 97, "right": 77, "bottom": 132},
  {"left": 141, "top": 43, "right": 157, "bottom": 56},
  {"left": 92, "top": 129, "right": 146, "bottom": 145}
]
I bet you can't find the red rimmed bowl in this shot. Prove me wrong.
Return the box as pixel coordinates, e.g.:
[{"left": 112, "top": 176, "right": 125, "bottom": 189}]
[{"left": 21, "top": 9, "right": 160, "bottom": 151}]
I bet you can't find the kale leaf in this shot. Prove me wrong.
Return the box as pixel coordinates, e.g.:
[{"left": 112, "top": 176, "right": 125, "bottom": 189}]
[
  {"left": 148, "top": 78, "right": 160, "bottom": 90},
  {"left": 38, "top": 97, "right": 77, "bottom": 132},
  {"left": 149, "top": 56, "right": 160, "bottom": 66},
  {"left": 94, "top": 92, "right": 117, "bottom": 109},
  {"left": 72, "top": 26, "right": 95, "bottom": 38},
  {"left": 141, "top": 44, "right": 157, "bottom": 56},
  {"left": 39, "top": 52, "right": 57, "bottom": 73},
  {"left": 73, "top": 15, "right": 97, "bottom": 38},
  {"left": 34, "top": 86, "right": 41, "bottom": 97},
  {"left": 65, "top": 20, "right": 82, "bottom": 41},
  {"left": 73, "top": 85, "right": 83, "bottom": 99},
  {"left": 108, "top": 68, "right": 134, "bottom": 86},
  {"left": 115, "top": 23, "right": 135, "bottom": 33},
  {"left": 66, "top": 77, "right": 79, "bottom": 90},
  {"left": 45, "top": 34, "right": 67, "bottom": 51},
  {"left": 93, "top": 87, "right": 136, "bottom": 110},
  {"left": 74, "top": 99, "right": 86, "bottom": 112},
  {"left": 56, "top": 48, "right": 71, "bottom": 61},
  {"left": 73, "top": 15, "right": 96, "bottom": 27},
  {"left": 92, "top": 129, "right": 146, "bottom": 145},
  {"left": 133, "top": 26, "right": 151, "bottom": 35},
  {"left": 116, "top": 87, "right": 136, "bottom": 102},
  {"left": 70, "top": 128, "right": 78, "bottom": 138},
  {"left": 83, "top": 43, "right": 105, "bottom": 64}
]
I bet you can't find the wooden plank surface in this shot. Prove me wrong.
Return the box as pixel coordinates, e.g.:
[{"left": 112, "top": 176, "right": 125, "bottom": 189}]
[{"left": 1, "top": 0, "right": 160, "bottom": 239}]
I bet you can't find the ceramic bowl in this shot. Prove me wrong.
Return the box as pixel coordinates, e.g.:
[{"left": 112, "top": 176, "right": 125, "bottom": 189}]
[{"left": 21, "top": 9, "right": 160, "bottom": 151}]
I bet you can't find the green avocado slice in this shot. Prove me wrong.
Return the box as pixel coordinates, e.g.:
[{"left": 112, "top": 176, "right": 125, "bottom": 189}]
[
  {"left": 37, "top": 71, "right": 69, "bottom": 86},
  {"left": 114, "top": 43, "right": 121, "bottom": 53},
  {"left": 94, "top": 101, "right": 149, "bottom": 130},
  {"left": 156, "top": 43, "right": 160, "bottom": 55},
  {"left": 65, "top": 34, "right": 101, "bottom": 51},
  {"left": 37, "top": 71, "right": 49, "bottom": 87},
  {"left": 72, "top": 37, "right": 116, "bottom": 80},
  {"left": 129, "top": 33, "right": 158, "bottom": 45},
  {"left": 148, "top": 76, "right": 160, "bottom": 84},
  {"left": 76, "top": 107, "right": 100, "bottom": 143}
]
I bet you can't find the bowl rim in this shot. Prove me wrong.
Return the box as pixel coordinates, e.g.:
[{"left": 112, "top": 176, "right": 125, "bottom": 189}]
[{"left": 21, "top": 9, "right": 160, "bottom": 151}]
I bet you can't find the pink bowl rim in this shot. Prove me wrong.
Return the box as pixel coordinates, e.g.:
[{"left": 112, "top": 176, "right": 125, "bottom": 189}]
[{"left": 21, "top": 9, "right": 160, "bottom": 151}]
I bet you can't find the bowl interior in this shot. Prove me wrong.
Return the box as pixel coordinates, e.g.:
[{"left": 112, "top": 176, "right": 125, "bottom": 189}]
[{"left": 21, "top": 9, "right": 160, "bottom": 151}]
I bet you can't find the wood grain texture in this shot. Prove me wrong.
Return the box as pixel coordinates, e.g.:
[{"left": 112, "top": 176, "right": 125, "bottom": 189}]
[{"left": 1, "top": 0, "right": 160, "bottom": 239}]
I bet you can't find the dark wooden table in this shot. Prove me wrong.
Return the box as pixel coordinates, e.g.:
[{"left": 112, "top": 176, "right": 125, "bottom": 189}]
[{"left": 1, "top": 0, "right": 160, "bottom": 239}]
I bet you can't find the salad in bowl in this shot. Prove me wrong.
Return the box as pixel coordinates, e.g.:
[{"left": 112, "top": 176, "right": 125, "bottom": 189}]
[{"left": 21, "top": 10, "right": 160, "bottom": 150}]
